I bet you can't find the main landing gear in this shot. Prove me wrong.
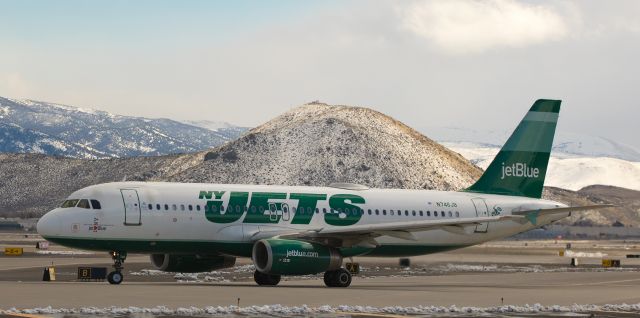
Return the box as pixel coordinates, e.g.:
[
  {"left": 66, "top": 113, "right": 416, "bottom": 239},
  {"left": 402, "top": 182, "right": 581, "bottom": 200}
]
[
  {"left": 107, "top": 251, "right": 127, "bottom": 285},
  {"left": 324, "top": 268, "right": 352, "bottom": 287},
  {"left": 254, "top": 270, "right": 281, "bottom": 286}
]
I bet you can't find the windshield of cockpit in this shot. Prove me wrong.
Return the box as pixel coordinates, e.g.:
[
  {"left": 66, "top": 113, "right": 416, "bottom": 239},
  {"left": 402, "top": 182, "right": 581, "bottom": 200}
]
[{"left": 60, "top": 199, "right": 101, "bottom": 209}]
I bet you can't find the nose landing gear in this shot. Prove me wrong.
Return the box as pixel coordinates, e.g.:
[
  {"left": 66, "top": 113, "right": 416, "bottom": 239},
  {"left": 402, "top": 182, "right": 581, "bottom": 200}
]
[{"left": 107, "top": 251, "right": 127, "bottom": 285}]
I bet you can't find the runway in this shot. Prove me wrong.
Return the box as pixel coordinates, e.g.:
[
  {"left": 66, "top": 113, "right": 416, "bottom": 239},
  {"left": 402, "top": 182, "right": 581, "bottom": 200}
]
[
  {"left": 1, "top": 234, "right": 640, "bottom": 316},
  {"left": 1, "top": 271, "right": 640, "bottom": 309}
]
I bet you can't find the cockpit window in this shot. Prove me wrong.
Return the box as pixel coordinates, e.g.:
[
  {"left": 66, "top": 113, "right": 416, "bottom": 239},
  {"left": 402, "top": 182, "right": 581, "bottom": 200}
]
[
  {"left": 61, "top": 199, "right": 79, "bottom": 208},
  {"left": 77, "top": 199, "right": 91, "bottom": 209},
  {"left": 91, "top": 199, "right": 102, "bottom": 210}
]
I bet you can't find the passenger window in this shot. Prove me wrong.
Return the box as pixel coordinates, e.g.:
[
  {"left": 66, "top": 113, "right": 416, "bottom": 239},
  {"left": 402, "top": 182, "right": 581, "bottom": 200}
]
[
  {"left": 77, "top": 199, "right": 91, "bottom": 209},
  {"left": 188, "top": 205, "right": 193, "bottom": 211},
  {"left": 315, "top": 208, "right": 319, "bottom": 214},
  {"left": 404, "top": 210, "right": 409, "bottom": 216},
  {"left": 61, "top": 199, "right": 79, "bottom": 208},
  {"left": 368, "top": 209, "right": 372, "bottom": 215},
  {"left": 323, "top": 208, "right": 327, "bottom": 214},
  {"left": 441, "top": 211, "right": 445, "bottom": 217},
  {"left": 196, "top": 205, "right": 201, "bottom": 211},
  {"left": 427, "top": 211, "right": 431, "bottom": 216},
  {"left": 292, "top": 207, "right": 297, "bottom": 213},
  {"left": 412, "top": 211, "right": 416, "bottom": 216},
  {"left": 172, "top": 204, "right": 177, "bottom": 211},
  {"left": 180, "top": 204, "right": 185, "bottom": 211},
  {"left": 156, "top": 204, "right": 161, "bottom": 210},
  {"left": 90, "top": 199, "right": 102, "bottom": 209},
  {"left": 419, "top": 211, "right": 423, "bottom": 216},
  {"left": 164, "top": 204, "right": 169, "bottom": 211},
  {"left": 390, "top": 210, "right": 394, "bottom": 216},
  {"left": 211, "top": 205, "right": 218, "bottom": 212},
  {"left": 236, "top": 205, "right": 241, "bottom": 213},
  {"left": 455, "top": 211, "right": 460, "bottom": 217},
  {"left": 448, "top": 211, "right": 453, "bottom": 217},
  {"left": 148, "top": 204, "right": 153, "bottom": 210},
  {"left": 382, "top": 210, "right": 386, "bottom": 215},
  {"left": 283, "top": 206, "right": 289, "bottom": 213}
]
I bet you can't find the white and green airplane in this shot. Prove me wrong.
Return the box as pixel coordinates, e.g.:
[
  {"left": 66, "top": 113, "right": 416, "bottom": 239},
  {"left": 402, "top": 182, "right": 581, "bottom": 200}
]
[{"left": 37, "top": 99, "right": 611, "bottom": 287}]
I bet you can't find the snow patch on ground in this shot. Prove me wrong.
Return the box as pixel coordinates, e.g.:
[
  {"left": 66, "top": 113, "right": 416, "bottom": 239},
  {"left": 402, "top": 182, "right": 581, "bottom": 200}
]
[{"left": 3, "top": 303, "right": 640, "bottom": 316}]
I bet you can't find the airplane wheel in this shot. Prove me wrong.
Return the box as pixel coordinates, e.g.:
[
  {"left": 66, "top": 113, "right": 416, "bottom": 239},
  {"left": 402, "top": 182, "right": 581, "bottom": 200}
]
[
  {"left": 107, "top": 271, "right": 123, "bottom": 285},
  {"left": 324, "top": 268, "right": 351, "bottom": 288},
  {"left": 323, "top": 270, "right": 336, "bottom": 287},
  {"left": 254, "top": 270, "right": 280, "bottom": 286}
]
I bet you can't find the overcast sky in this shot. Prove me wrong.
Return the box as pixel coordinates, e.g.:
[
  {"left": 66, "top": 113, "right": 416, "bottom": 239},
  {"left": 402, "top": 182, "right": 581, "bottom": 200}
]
[{"left": 1, "top": 0, "right": 639, "bottom": 148}]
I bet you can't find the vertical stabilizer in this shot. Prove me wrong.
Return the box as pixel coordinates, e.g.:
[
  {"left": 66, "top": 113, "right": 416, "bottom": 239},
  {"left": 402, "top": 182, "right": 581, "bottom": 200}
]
[{"left": 465, "top": 99, "right": 561, "bottom": 198}]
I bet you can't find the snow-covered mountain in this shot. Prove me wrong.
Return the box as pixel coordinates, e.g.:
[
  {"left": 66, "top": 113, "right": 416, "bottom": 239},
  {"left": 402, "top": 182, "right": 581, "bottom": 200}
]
[
  {"left": 0, "top": 97, "right": 247, "bottom": 158},
  {"left": 444, "top": 143, "right": 640, "bottom": 191},
  {"left": 424, "top": 126, "right": 640, "bottom": 162},
  {"left": 171, "top": 102, "right": 481, "bottom": 190}
]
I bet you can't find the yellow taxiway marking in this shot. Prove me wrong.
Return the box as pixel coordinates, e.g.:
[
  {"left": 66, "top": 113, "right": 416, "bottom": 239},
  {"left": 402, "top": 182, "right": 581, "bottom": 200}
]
[{"left": 3, "top": 314, "right": 50, "bottom": 318}]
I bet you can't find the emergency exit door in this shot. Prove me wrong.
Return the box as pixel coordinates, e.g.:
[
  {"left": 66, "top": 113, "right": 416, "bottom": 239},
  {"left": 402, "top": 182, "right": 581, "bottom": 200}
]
[{"left": 121, "top": 189, "right": 141, "bottom": 225}]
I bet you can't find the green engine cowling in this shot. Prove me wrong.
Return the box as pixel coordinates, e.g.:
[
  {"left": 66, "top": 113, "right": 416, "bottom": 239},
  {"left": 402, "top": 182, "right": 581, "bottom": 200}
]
[
  {"left": 150, "top": 254, "right": 236, "bottom": 273},
  {"left": 252, "top": 239, "right": 342, "bottom": 275}
]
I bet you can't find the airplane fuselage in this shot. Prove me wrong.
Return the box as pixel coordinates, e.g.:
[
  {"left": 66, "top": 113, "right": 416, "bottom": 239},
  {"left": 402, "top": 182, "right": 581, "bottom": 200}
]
[{"left": 38, "top": 181, "right": 567, "bottom": 258}]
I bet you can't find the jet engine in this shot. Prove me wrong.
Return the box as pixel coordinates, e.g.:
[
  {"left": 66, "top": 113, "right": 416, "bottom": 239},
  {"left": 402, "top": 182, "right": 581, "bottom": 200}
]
[
  {"left": 252, "top": 239, "right": 342, "bottom": 275},
  {"left": 150, "top": 254, "right": 236, "bottom": 273}
]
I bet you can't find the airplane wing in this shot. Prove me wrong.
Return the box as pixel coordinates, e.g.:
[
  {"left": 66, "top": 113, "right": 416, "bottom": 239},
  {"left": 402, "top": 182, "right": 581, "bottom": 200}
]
[
  {"left": 270, "top": 216, "right": 515, "bottom": 247},
  {"left": 257, "top": 204, "right": 615, "bottom": 247}
]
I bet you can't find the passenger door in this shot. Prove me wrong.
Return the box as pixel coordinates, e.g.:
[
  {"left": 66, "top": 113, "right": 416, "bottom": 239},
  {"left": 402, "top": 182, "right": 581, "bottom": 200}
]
[
  {"left": 121, "top": 189, "right": 141, "bottom": 225},
  {"left": 471, "top": 198, "right": 489, "bottom": 233}
]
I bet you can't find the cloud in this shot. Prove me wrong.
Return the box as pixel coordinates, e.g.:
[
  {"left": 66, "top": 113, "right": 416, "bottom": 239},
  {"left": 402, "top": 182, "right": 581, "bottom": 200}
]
[{"left": 398, "top": 0, "right": 569, "bottom": 54}]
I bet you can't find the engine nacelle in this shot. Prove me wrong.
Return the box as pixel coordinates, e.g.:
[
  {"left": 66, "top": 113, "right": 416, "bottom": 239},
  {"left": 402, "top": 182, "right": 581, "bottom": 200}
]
[
  {"left": 252, "top": 239, "right": 342, "bottom": 275},
  {"left": 150, "top": 254, "right": 236, "bottom": 273}
]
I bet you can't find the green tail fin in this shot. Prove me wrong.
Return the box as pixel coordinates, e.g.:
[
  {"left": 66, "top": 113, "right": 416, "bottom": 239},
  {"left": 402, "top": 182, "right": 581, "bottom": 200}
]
[{"left": 465, "top": 99, "right": 561, "bottom": 198}]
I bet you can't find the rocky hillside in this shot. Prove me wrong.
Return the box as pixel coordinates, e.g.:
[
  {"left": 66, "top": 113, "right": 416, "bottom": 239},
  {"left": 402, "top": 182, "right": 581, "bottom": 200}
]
[
  {"left": 0, "top": 97, "right": 246, "bottom": 158},
  {"left": 170, "top": 103, "right": 481, "bottom": 190},
  {"left": 0, "top": 152, "right": 203, "bottom": 217}
]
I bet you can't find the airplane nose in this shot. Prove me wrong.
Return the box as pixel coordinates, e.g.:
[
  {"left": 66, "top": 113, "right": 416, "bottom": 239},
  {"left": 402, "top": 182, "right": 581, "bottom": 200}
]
[{"left": 37, "top": 210, "right": 61, "bottom": 238}]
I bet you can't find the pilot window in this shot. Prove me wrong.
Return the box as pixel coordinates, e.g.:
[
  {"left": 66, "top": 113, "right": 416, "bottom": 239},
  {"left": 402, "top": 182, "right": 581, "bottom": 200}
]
[
  {"left": 61, "top": 199, "right": 79, "bottom": 208},
  {"left": 90, "top": 199, "right": 101, "bottom": 209},
  {"left": 77, "top": 199, "right": 91, "bottom": 209}
]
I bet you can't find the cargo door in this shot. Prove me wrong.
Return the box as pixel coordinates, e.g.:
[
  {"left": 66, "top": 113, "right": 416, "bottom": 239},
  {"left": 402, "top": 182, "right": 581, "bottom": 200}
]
[
  {"left": 121, "top": 189, "right": 141, "bottom": 225},
  {"left": 471, "top": 198, "right": 489, "bottom": 233}
]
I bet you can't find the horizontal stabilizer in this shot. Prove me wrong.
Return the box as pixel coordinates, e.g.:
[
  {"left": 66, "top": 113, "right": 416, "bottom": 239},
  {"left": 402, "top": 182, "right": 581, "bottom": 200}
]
[{"left": 512, "top": 204, "right": 615, "bottom": 217}]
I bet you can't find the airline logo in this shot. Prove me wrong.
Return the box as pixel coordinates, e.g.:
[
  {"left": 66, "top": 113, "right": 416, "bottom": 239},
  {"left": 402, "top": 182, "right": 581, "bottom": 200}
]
[
  {"left": 500, "top": 162, "right": 539, "bottom": 180},
  {"left": 286, "top": 250, "right": 319, "bottom": 258},
  {"left": 198, "top": 191, "right": 365, "bottom": 226}
]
